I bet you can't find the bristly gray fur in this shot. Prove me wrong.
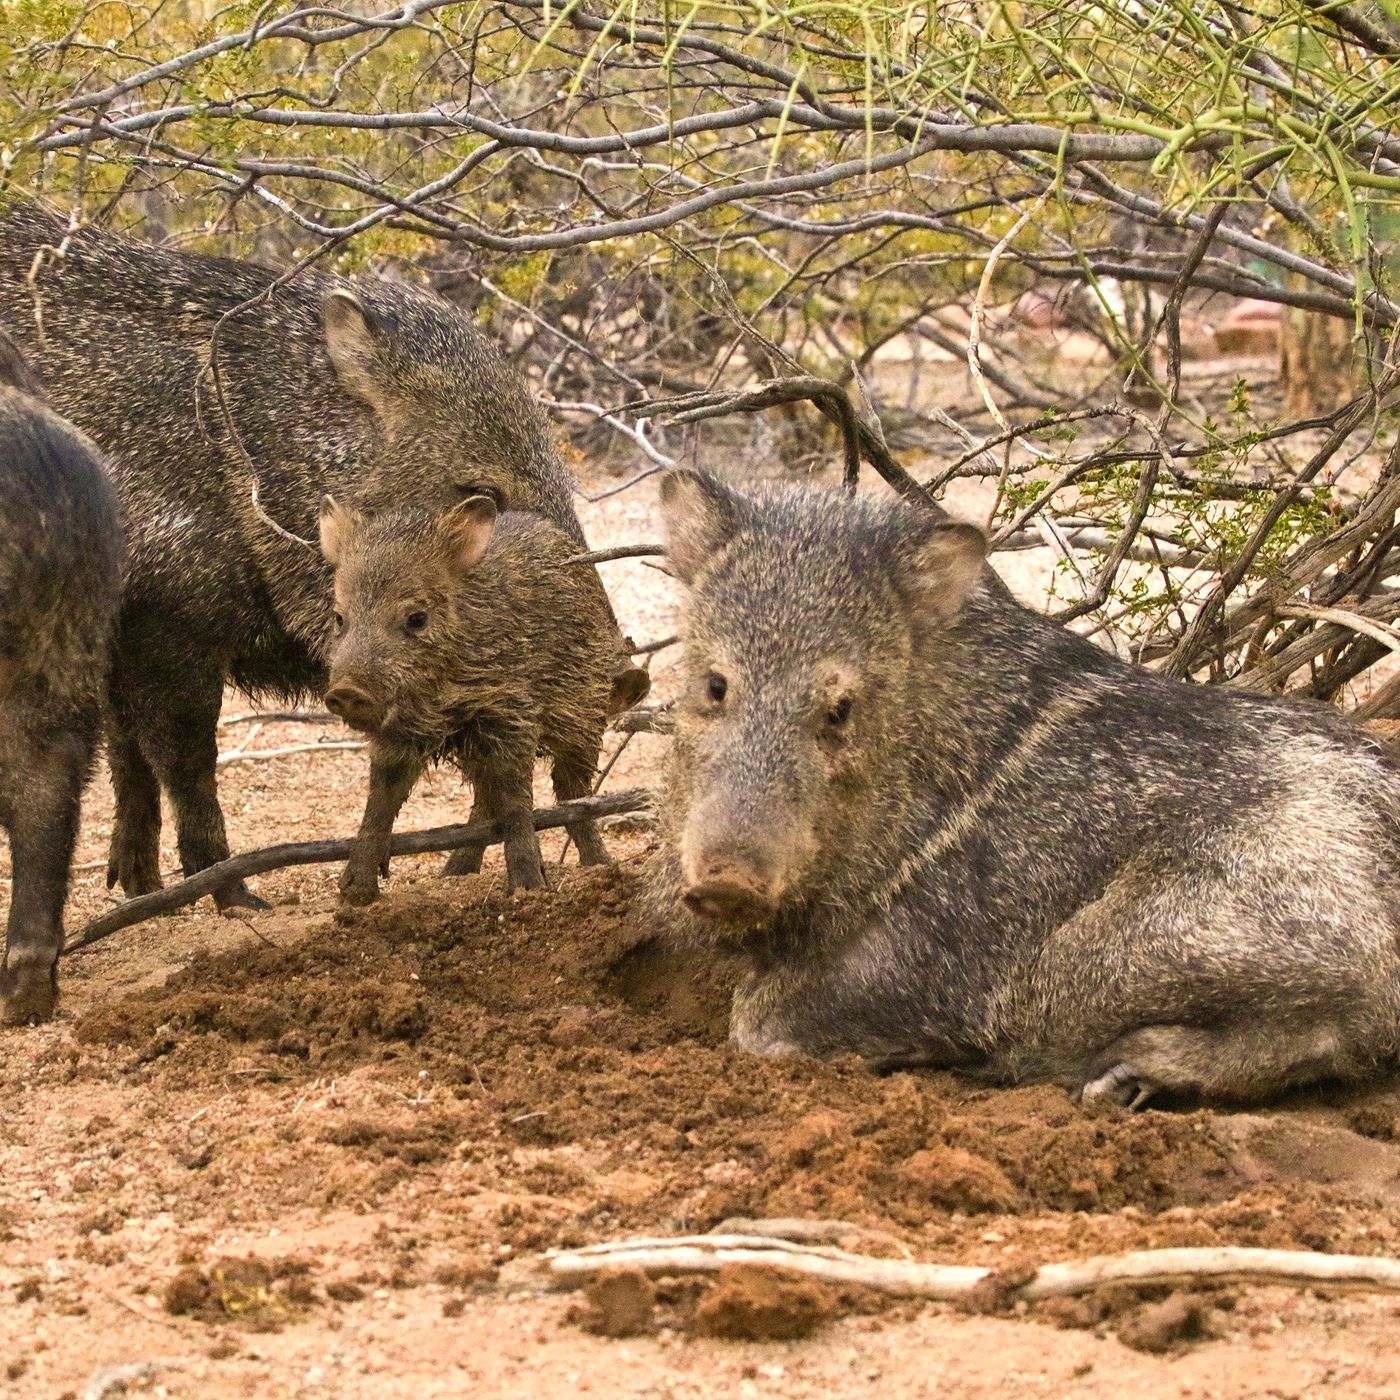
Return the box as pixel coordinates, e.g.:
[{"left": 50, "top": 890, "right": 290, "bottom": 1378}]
[{"left": 649, "top": 471, "right": 1400, "bottom": 1106}]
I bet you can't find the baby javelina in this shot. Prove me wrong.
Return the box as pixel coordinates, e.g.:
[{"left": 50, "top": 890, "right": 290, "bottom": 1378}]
[
  {"left": 0, "top": 333, "right": 124, "bottom": 1024},
  {"left": 319, "top": 495, "right": 646, "bottom": 904},
  {"left": 650, "top": 469, "right": 1400, "bottom": 1109}
]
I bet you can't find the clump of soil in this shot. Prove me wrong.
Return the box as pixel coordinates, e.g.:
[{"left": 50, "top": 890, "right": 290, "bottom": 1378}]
[
  {"left": 572, "top": 1267, "right": 657, "bottom": 1337},
  {"left": 1042, "top": 1282, "right": 1234, "bottom": 1354},
  {"left": 692, "top": 1265, "right": 835, "bottom": 1341},
  {"left": 163, "top": 1256, "right": 316, "bottom": 1329},
  {"left": 69, "top": 860, "right": 1400, "bottom": 1273},
  {"left": 1115, "top": 1292, "right": 1219, "bottom": 1353}
]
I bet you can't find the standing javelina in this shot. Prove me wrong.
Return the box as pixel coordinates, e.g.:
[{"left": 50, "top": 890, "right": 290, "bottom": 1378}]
[
  {"left": 0, "top": 338, "right": 124, "bottom": 1024},
  {"left": 319, "top": 495, "right": 640, "bottom": 903},
  {"left": 651, "top": 470, "right": 1400, "bottom": 1107},
  {"left": 0, "top": 201, "right": 642, "bottom": 911}
]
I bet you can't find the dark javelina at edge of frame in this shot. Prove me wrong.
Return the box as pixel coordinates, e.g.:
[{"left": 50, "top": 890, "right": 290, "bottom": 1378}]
[
  {"left": 0, "top": 199, "right": 644, "bottom": 912},
  {"left": 648, "top": 469, "right": 1400, "bottom": 1109},
  {"left": 0, "top": 333, "right": 124, "bottom": 1025},
  {"left": 320, "top": 494, "right": 648, "bottom": 905}
]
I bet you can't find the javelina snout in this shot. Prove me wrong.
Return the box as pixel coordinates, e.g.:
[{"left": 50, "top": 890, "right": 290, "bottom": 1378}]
[
  {"left": 680, "top": 811, "right": 795, "bottom": 923},
  {"left": 324, "top": 681, "right": 386, "bottom": 733}
]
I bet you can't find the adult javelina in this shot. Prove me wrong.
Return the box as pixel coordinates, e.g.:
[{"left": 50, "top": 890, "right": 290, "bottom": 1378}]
[
  {"left": 0, "top": 201, "right": 639, "bottom": 910},
  {"left": 651, "top": 470, "right": 1400, "bottom": 1107},
  {"left": 319, "top": 495, "right": 641, "bottom": 903},
  {"left": 0, "top": 336, "right": 124, "bottom": 1024}
]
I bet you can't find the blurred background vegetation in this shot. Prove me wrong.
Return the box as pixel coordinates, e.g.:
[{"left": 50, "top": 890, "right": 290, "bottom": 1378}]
[{"left": 5, "top": 0, "right": 1400, "bottom": 705}]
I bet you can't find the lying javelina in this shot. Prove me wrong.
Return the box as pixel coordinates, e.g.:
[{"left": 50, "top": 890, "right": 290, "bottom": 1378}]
[
  {"left": 0, "top": 334, "right": 124, "bottom": 1024},
  {"left": 320, "top": 495, "right": 645, "bottom": 903},
  {"left": 0, "top": 201, "right": 645, "bottom": 911},
  {"left": 650, "top": 469, "right": 1400, "bottom": 1107}
]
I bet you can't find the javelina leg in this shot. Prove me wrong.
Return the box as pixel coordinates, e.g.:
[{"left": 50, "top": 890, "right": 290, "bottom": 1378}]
[
  {"left": 1, "top": 734, "right": 85, "bottom": 1025},
  {"left": 138, "top": 665, "right": 265, "bottom": 911},
  {"left": 483, "top": 750, "right": 546, "bottom": 891},
  {"left": 341, "top": 749, "right": 421, "bottom": 906},
  {"left": 106, "top": 726, "right": 162, "bottom": 897},
  {"left": 1078, "top": 1020, "right": 1352, "bottom": 1110},
  {"left": 552, "top": 751, "right": 610, "bottom": 867},
  {"left": 442, "top": 782, "right": 496, "bottom": 877}
]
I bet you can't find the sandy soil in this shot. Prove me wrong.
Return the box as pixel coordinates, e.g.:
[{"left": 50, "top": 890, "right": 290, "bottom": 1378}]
[{"left": 6, "top": 368, "right": 1400, "bottom": 1399}]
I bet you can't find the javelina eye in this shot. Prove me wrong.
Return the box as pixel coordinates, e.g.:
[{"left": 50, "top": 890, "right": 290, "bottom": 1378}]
[
  {"left": 332, "top": 611, "right": 344, "bottom": 634},
  {"left": 706, "top": 672, "right": 728, "bottom": 703},
  {"left": 406, "top": 610, "right": 429, "bottom": 634},
  {"left": 827, "top": 696, "right": 852, "bottom": 728}
]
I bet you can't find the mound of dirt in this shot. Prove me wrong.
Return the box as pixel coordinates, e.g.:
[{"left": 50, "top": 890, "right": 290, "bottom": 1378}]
[
  {"left": 692, "top": 1265, "right": 835, "bottom": 1341},
  {"left": 70, "top": 859, "right": 1400, "bottom": 1277}
]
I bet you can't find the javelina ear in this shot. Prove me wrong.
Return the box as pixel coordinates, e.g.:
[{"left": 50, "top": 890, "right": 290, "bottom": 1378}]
[
  {"left": 318, "top": 494, "right": 362, "bottom": 566},
  {"left": 0, "top": 328, "right": 42, "bottom": 399},
  {"left": 437, "top": 495, "right": 497, "bottom": 574},
  {"left": 897, "top": 519, "right": 988, "bottom": 625},
  {"left": 658, "top": 470, "right": 744, "bottom": 584},
  {"left": 322, "top": 288, "right": 388, "bottom": 414}
]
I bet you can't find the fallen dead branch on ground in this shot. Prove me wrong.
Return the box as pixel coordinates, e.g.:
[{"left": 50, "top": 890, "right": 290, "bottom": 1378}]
[
  {"left": 218, "top": 739, "right": 365, "bottom": 765},
  {"left": 544, "top": 1234, "right": 1400, "bottom": 1301},
  {"left": 68, "top": 789, "right": 652, "bottom": 951}
]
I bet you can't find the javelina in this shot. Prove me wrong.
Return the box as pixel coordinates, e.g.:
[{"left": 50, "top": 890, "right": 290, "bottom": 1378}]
[
  {"left": 0, "top": 201, "right": 643, "bottom": 910},
  {"left": 651, "top": 470, "right": 1400, "bottom": 1107},
  {"left": 319, "top": 495, "right": 642, "bottom": 903},
  {"left": 0, "top": 335, "right": 124, "bottom": 1024}
]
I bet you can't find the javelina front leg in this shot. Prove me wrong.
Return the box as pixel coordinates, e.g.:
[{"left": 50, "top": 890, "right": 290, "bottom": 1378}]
[
  {"left": 341, "top": 748, "right": 421, "bottom": 906},
  {"left": 1, "top": 734, "right": 86, "bottom": 1025},
  {"left": 129, "top": 661, "right": 266, "bottom": 911},
  {"left": 105, "top": 725, "right": 162, "bottom": 897},
  {"left": 1078, "top": 1020, "right": 1355, "bottom": 1110},
  {"left": 552, "top": 749, "right": 610, "bottom": 867}
]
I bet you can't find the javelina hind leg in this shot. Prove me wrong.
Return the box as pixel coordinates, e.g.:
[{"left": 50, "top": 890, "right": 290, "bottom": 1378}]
[
  {"left": 137, "top": 662, "right": 266, "bottom": 911},
  {"left": 341, "top": 747, "right": 421, "bottom": 906},
  {"left": 1, "top": 733, "right": 85, "bottom": 1024},
  {"left": 552, "top": 750, "right": 610, "bottom": 867},
  {"left": 105, "top": 725, "right": 162, "bottom": 897},
  {"left": 1078, "top": 1020, "right": 1351, "bottom": 1110},
  {"left": 442, "top": 781, "right": 495, "bottom": 877},
  {"left": 485, "top": 749, "right": 546, "bottom": 891}
]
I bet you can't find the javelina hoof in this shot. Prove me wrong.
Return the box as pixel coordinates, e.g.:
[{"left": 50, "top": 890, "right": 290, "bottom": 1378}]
[
  {"left": 214, "top": 881, "right": 271, "bottom": 913},
  {"left": 106, "top": 852, "right": 162, "bottom": 898},
  {"left": 337, "top": 869, "right": 381, "bottom": 906},
  {"left": 0, "top": 964, "right": 58, "bottom": 1026},
  {"left": 443, "top": 847, "right": 485, "bottom": 877},
  {"left": 1079, "top": 1062, "right": 1160, "bottom": 1112}
]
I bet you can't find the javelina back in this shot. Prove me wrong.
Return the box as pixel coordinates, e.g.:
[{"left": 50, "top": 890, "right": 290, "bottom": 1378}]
[
  {"left": 320, "top": 496, "right": 640, "bottom": 903},
  {"left": 0, "top": 201, "right": 640, "bottom": 911},
  {"left": 0, "top": 336, "right": 124, "bottom": 1024},
  {"left": 651, "top": 470, "right": 1400, "bottom": 1107}
]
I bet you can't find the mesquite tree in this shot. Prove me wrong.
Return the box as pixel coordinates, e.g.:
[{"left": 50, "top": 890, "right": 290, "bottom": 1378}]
[{"left": 4, "top": 0, "right": 1400, "bottom": 706}]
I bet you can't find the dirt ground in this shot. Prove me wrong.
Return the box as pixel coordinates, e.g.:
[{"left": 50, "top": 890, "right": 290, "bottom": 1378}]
[{"left": 7, "top": 347, "right": 1400, "bottom": 1399}]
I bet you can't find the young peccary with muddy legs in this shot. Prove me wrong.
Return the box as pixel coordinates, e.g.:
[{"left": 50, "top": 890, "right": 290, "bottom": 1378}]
[
  {"left": 0, "top": 337, "right": 124, "bottom": 1024},
  {"left": 320, "top": 496, "right": 643, "bottom": 904},
  {"left": 650, "top": 470, "right": 1400, "bottom": 1107}
]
